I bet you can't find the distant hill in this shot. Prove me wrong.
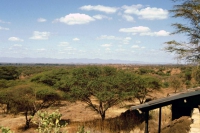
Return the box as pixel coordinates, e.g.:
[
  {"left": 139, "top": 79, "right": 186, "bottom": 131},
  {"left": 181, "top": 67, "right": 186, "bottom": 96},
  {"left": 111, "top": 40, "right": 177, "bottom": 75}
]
[{"left": 0, "top": 57, "right": 170, "bottom": 65}]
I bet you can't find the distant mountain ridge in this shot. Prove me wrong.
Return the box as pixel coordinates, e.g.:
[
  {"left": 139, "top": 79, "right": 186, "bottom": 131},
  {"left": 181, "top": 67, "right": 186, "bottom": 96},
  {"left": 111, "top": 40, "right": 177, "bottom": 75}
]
[
  {"left": 0, "top": 57, "right": 169, "bottom": 64},
  {"left": 0, "top": 57, "right": 144, "bottom": 64}
]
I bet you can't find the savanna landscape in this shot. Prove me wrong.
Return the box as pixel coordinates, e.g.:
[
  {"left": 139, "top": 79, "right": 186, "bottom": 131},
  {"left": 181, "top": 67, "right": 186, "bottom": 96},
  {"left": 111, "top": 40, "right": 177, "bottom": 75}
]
[
  {"left": 0, "top": 64, "right": 199, "bottom": 133},
  {"left": 1, "top": 0, "right": 200, "bottom": 133}
]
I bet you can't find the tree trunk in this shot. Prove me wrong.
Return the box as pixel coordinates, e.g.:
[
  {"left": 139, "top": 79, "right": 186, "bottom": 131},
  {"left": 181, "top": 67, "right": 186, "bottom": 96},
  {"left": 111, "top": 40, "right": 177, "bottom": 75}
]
[
  {"left": 6, "top": 103, "right": 10, "bottom": 113},
  {"left": 24, "top": 109, "right": 32, "bottom": 130},
  {"left": 25, "top": 119, "right": 31, "bottom": 130},
  {"left": 100, "top": 111, "right": 105, "bottom": 132},
  {"left": 101, "top": 111, "right": 105, "bottom": 121}
]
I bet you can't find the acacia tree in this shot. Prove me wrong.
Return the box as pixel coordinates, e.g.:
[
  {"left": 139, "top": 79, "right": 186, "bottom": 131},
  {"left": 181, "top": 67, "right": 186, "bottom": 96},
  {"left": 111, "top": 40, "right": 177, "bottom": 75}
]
[
  {"left": 134, "top": 76, "right": 161, "bottom": 104},
  {"left": 69, "top": 66, "right": 136, "bottom": 121},
  {"left": 165, "top": 0, "right": 200, "bottom": 63},
  {"left": 0, "top": 66, "right": 20, "bottom": 80},
  {"left": 0, "top": 84, "right": 62, "bottom": 129},
  {"left": 169, "top": 75, "right": 183, "bottom": 93}
]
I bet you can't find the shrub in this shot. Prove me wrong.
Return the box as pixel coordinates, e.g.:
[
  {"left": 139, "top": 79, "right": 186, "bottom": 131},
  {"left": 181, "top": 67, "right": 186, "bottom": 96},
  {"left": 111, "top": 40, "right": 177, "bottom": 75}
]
[
  {"left": 0, "top": 126, "right": 14, "bottom": 133},
  {"left": 33, "top": 110, "right": 67, "bottom": 133}
]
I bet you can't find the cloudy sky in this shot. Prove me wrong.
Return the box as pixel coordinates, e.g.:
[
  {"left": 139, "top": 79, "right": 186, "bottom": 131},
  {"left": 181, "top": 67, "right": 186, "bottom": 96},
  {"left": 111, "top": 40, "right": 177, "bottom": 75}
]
[{"left": 0, "top": 0, "right": 184, "bottom": 63}]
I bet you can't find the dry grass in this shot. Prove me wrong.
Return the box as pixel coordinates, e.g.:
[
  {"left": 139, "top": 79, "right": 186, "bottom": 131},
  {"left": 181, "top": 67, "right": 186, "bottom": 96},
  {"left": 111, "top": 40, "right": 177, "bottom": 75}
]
[
  {"left": 160, "top": 116, "right": 192, "bottom": 133},
  {"left": 0, "top": 88, "right": 193, "bottom": 133}
]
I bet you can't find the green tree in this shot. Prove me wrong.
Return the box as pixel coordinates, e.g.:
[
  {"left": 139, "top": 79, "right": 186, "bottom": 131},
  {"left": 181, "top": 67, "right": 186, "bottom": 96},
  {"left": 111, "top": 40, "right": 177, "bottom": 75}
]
[
  {"left": 68, "top": 66, "right": 136, "bottom": 121},
  {"left": 169, "top": 76, "right": 183, "bottom": 93},
  {"left": 134, "top": 76, "right": 161, "bottom": 104},
  {"left": 31, "top": 68, "right": 70, "bottom": 88},
  {"left": 165, "top": 0, "right": 200, "bottom": 63},
  {"left": 0, "top": 84, "right": 62, "bottom": 129},
  {"left": 0, "top": 66, "right": 20, "bottom": 80}
]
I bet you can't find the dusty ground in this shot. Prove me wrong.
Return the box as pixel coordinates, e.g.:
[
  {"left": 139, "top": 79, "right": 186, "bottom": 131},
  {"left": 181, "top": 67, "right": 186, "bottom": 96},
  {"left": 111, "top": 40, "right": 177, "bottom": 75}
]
[{"left": 0, "top": 88, "right": 185, "bottom": 133}]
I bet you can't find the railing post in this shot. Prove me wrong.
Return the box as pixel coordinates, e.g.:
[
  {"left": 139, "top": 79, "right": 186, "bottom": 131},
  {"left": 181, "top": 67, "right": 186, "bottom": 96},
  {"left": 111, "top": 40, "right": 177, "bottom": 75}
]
[
  {"left": 145, "top": 110, "right": 149, "bottom": 133},
  {"left": 158, "top": 107, "right": 162, "bottom": 133}
]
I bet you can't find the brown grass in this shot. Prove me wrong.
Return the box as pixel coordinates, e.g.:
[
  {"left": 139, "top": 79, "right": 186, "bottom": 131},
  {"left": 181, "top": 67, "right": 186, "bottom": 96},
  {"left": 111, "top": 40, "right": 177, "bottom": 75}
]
[{"left": 0, "top": 88, "right": 193, "bottom": 133}]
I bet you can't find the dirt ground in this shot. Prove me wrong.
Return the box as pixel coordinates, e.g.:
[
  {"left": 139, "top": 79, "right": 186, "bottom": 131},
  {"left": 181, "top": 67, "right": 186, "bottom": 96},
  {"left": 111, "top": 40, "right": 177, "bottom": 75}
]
[{"left": 0, "top": 88, "right": 190, "bottom": 133}]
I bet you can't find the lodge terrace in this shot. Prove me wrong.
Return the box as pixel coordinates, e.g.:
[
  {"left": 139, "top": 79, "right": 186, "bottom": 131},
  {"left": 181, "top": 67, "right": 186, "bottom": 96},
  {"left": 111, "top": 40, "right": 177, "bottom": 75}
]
[{"left": 130, "top": 87, "right": 200, "bottom": 133}]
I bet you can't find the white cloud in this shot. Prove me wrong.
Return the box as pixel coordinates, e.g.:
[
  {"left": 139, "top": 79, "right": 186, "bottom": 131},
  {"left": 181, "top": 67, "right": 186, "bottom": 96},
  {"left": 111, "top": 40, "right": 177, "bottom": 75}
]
[
  {"left": 122, "top": 4, "right": 143, "bottom": 14},
  {"left": 73, "top": 38, "right": 80, "bottom": 41},
  {"left": 97, "top": 35, "right": 121, "bottom": 40},
  {"left": 139, "top": 32, "right": 154, "bottom": 36},
  {"left": 93, "top": 14, "right": 112, "bottom": 20},
  {"left": 101, "top": 44, "right": 112, "bottom": 47},
  {"left": 0, "top": 26, "right": 9, "bottom": 30},
  {"left": 138, "top": 7, "right": 168, "bottom": 20},
  {"left": 124, "top": 37, "right": 131, "bottom": 40},
  {"left": 37, "top": 18, "right": 47, "bottom": 22},
  {"left": 122, "top": 5, "right": 168, "bottom": 20},
  {"left": 8, "top": 37, "right": 24, "bottom": 42},
  {"left": 119, "top": 26, "right": 150, "bottom": 33},
  {"left": 58, "top": 42, "right": 69, "bottom": 46},
  {"left": 140, "top": 30, "right": 170, "bottom": 36},
  {"left": 37, "top": 48, "right": 46, "bottom": 52},
  {"left": 119, "top": 26, "right": 169, "bottom": 37},
  {"left": 53, "top": 13, "right": 95, "bottom": 25},
  {"left": 122, "top": 14, "right": 134, "bottom": 22},
  {"left": 29, "top": 31, "right": 50, "bottom": 40},
  {"left": 131, "top": 45, "right": 140, "bottom": 48},
  {"left": 154, "top": 30, "right": 170, "bottom": 36},
  {"left": 13, "top": 44, "right": 22, "bottom": 47},
  {"left": 123, "top": 37, "right": 132, "bottom": 44},
  {"left": 97, "top": 35, "right": 132, "bottom": 44},
  {"left": 80, "top": 5, "right": 118, "bottom": 14}
]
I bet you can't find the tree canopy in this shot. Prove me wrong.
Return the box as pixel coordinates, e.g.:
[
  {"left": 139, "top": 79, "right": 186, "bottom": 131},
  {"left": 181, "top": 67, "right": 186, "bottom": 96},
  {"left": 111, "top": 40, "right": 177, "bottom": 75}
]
[
  {"left": 68, "top": 66, "right": 137, "bottom": 120},
  {"left": 0, "top": 83, "right": 62, "bottom": 129},
  {"left": 0, "top": 66, "right": 20, "bottom": 80},
  {"left": 165, "top": 0, "right": 200, "bottom": 64}
]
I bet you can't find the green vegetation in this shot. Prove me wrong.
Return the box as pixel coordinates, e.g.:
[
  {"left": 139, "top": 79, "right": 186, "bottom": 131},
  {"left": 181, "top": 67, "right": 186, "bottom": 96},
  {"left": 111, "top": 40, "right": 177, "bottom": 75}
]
[
  {"left": 68, "top": 66, "right": 137, "bottom": 120},
  {"left": 0, "top": 83, "right": 62, "bottom": 129},
  {"left": 33, "top": 110, "right": 67, "bottom": 133},
  {"left": 0, "top": 66, "right": 20, "bottom": 80},
  {"left": 0, "top": 126, "right": 14, "bottom": 133},
  {"left": 169, "top": 76, "right": 183, "bottom": 93},
  {"left": 134, "top": 75, "right": 161, "bottom": 104},
  {"left": 0, "top": 64, "right": 199, "bottom": 132}
]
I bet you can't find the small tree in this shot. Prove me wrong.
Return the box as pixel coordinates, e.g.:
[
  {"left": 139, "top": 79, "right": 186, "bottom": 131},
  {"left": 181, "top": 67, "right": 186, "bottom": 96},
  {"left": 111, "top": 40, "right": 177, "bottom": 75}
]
[
  {"left": 0, "top": 83, "right": 62, "bottom": 129},
  {"left": 169, "top": 76, "right": 183, "bottom": 93},
  {"left": 134, "top": 75, "right": 161, "bottom": 104}
]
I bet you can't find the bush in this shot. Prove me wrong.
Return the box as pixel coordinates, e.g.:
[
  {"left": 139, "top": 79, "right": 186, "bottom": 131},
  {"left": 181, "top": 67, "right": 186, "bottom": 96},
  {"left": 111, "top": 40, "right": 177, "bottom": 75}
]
[
  {"left": 163, "top": 82, "right": 169, "bottom": 88},
  {"left": 0, "top": 126, "right": 14, "bottom": 133},
  {"left": 0, "top": 66, "right": 20, "bottom": 80},
  {"left": 33, "top": 110, "right": 67, "bottom": 133}
]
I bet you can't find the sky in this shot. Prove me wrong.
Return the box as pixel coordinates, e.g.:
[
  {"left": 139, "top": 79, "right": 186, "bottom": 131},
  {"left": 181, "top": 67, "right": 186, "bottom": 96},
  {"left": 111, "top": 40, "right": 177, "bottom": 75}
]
[{"left": 0, "top": 0, "right": 184, "bottom": 64}]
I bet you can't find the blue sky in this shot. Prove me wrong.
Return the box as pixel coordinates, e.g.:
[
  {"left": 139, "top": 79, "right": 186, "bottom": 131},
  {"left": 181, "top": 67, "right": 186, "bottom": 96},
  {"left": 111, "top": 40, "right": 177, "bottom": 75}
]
[{"left": 0, "top": 0, "right": 184, "bottom": 63}]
